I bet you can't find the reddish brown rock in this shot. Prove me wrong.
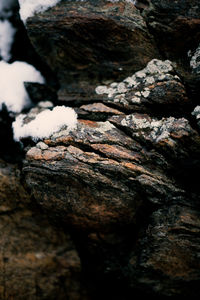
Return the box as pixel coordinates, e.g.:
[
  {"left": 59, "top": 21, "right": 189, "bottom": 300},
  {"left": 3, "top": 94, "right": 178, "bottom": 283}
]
[{"left": 77, "top": 102, "right": 123, "bottom": 121}]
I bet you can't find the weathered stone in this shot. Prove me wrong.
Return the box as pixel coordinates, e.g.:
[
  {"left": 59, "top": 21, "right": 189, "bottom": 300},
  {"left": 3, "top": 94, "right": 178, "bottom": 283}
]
[
  {"left": 129, "top": 204, "right": 200, "bottom": 296},
  {"left": 141, "top": 1, "right": 200, "bottom": 103},
  {"left": 24, "top": 82, "right": 57, "bottom": 104},
  {"left": 25, "top": 0, "right": 159, "bottom": 103},
  {"left": 95, "top": 59, "right": 190, "bottom": 115},
  {"left": 192, "top": 105, "right": 200, "bottom": 128},
  {"left": 2, "top": 0, "right": 200, "bottom": 298},
  {"left": 78, "top": 102, "right": 123, "bottom": 120},
  {"left": 0, "top": 160, "right": 88, "bottom": 300},
  {"left": 21, "top": 110, "right": 198, "bottom": 221},
  {"left": 144, "top": 0, "right": 200, "bottom": 60},
  {"left": 19, "top": 92, "right": 200, "bottom": 297}
]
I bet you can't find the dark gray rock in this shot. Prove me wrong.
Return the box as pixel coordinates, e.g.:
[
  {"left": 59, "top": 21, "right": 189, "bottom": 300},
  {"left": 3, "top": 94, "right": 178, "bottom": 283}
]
[{"left": 25, "top": 0, "right": 159, "bottom": 104}]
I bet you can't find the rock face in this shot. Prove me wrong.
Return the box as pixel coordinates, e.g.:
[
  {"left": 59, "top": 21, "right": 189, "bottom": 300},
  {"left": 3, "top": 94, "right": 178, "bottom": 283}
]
[
  {"left": 25, "top": 0, "right": 159, "bottom": 103},
  {"left": 1, "top": 0, "right": 200, "bottom": 299},
  {"left": 95, "top": 59, "right": 190, "bottom": 115},
  {"left": 0, "top": 160, "right": 89, "bottom": 300},
  {"left": 144, "top": 0, "right": 200, "bottom": 60},
  {"left": 143, "top": 0, "right": 200, "bottom": 104},
  {"left": 21, "top": 59, "right": 200, "bottom": 297}
]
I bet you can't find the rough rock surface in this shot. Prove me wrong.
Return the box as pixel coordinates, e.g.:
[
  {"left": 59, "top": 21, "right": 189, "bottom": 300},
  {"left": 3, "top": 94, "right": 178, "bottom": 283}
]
[
  {"left": 144, "top": 0, "right": 200, "bottom": 60},
  {"left": 21, "top": 61, "right": 200, "bottom": 297},
  {"left": 1, "top": 0, "right": 200, "bottom": 299},
  {"left": 25, "top": 0, "right": 159, "bottom": 103},
  {"left": 142, "top": 0, "right": 200, "bottom": 105},
  {"left": 95, "top": 59, "right": 190, "bottom": 115},
  {"left": 0, "top": 160, "right": 89, "bottom": 300}
]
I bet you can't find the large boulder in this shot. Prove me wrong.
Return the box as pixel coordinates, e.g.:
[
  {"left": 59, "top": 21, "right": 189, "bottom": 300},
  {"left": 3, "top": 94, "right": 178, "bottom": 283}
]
[{"left": 25, "top": 0, "right": 159, "bottom": 103}]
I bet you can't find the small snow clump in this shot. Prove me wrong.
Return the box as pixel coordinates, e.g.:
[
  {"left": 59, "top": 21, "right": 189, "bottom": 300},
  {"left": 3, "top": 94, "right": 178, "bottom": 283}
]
[
  {"left": 12, "top": 105, "right": 78, "bottom": 142},
  {"left": 18, "top": 0, "right": 62, "bottom": 23}
]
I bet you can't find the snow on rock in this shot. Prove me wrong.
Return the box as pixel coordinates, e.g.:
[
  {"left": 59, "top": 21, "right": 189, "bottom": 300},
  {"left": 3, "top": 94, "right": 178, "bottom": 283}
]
[
  {"left": 18, "top": 0, "right": 62, "bottom": 23},
  {"left": 12, "top": 105, "right": 78, "bottom": 142},
  {"left": 0, "top": 60, "right": 45, "bottom": 113}
]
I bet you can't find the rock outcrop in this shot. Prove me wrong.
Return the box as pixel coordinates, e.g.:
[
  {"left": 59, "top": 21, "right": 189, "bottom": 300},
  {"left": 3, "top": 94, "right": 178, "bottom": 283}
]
[
  {"left": 25, "top": 0, "right": 159, "bottom": 103},
  {"left": 95, "top": 59, "right": 190, "bottom": 115},
  {"left": 1, "top": 0, "right": 200, "bottom": 298},
  {"left": 0, "top": 160, "right": 89, "bottom": 300},
  {"left": 20, "top": 59, "right": 200, "bottom": 298},
  {"left": 144, "top": 0, "right": 200, "bottom": 60},
  {"left": 144, "top": 0, "right": 200, "bottom": 108}
]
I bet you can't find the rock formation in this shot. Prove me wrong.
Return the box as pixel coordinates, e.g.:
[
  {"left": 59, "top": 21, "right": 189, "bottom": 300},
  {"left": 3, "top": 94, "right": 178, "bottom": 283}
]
[
  {"left": 0, "top": 159, "right": 89, "bottom": 299},
  {"left": 1, "top": 0, "right": 200, "bottom": 299},
  {"left": 26, "top": 0, "right": 159, "bottom": 103}
]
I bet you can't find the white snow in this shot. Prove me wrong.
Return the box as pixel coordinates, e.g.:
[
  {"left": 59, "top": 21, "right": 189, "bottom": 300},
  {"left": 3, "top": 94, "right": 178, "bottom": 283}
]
[
  {"left": 0, "top": 60, "right": 45, "bottom": 113},
  {"left": 0, "top": 19, "right": 16, "bottom": 61},
  {"left": 12, "top": 105, "right": 78, "bottom": 141},
  {"left": 0, "top": 0, "right": 78, "bottom": 146},
  {"left": 18, "top": 0, "right": 62, "bottom": 23}
]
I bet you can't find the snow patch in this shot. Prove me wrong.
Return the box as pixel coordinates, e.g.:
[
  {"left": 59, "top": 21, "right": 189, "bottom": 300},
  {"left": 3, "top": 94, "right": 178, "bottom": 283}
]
[
  {"left": 0, "top": 60, "right": 45, "bottom": 113},
  {"left": 12, "top": 105, "right": 78, "bottom": 142},
  {"left": 18, "top": 0, "right": 62, "bottom": 23}
]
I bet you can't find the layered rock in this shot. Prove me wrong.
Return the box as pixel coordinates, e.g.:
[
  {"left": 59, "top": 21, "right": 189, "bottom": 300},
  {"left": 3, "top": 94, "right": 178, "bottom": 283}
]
[
  {"left": 95, "top": 59, "right": 190, "bottom": 115},
  {"left": 18, "top": 58, "right": 200, "bottom": 297}
]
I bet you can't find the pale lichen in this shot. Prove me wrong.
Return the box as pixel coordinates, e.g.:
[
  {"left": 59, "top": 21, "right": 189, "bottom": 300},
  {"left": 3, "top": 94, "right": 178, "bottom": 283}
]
[
  {"left": 190, "top": 44, "right": 200, "bottom": 74},
  {"left": 192, "top": 106, "right": 200, "bottom": 128},
  {"left": 192, "top": 106, "right": 200, "bottom": 119},
  {"left": 120, "top": 114, "right": 190, "bottom": 143},
  {"left": 95, "top": 59, "right": 175, "bottom": 107}
]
